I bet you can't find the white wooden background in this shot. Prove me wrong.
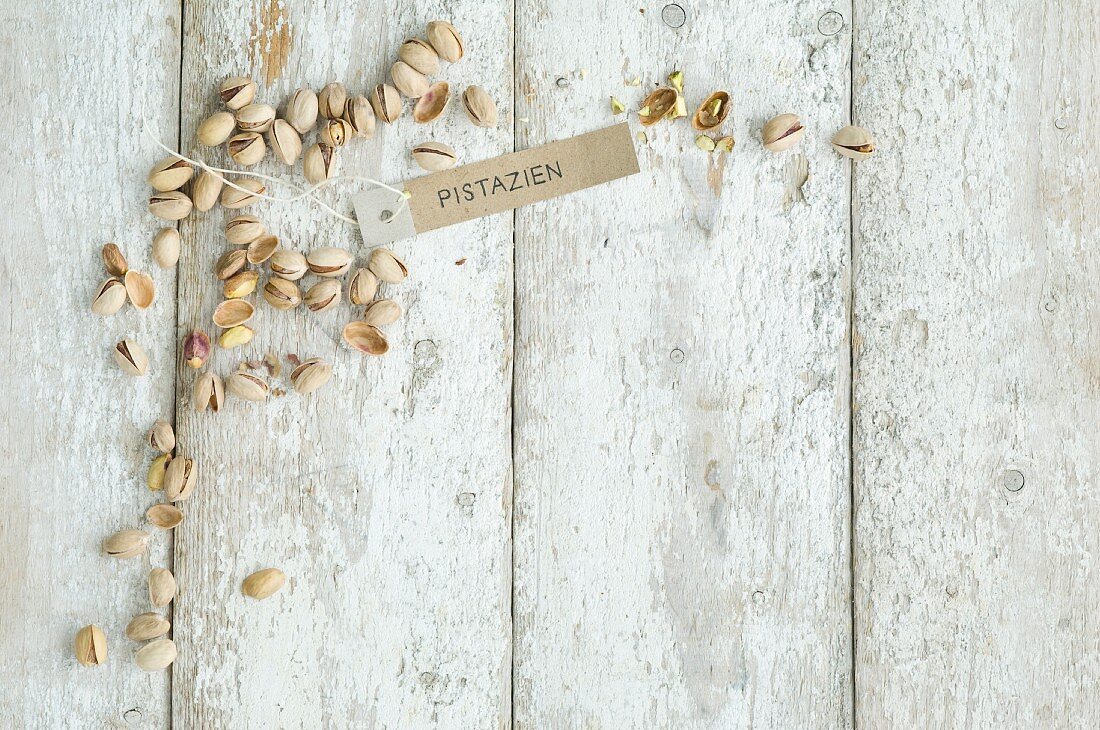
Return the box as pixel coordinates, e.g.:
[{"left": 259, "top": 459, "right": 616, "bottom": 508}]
[{"left": 0, "top": 0, "right": 1096, "bottom": 728}]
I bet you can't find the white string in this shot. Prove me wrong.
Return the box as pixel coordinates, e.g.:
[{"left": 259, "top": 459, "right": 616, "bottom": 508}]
[{"left": 140, "top": 108, "right": 408, "bottom": 226}]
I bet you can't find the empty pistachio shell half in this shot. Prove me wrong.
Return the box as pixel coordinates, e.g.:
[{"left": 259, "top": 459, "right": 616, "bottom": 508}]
[
  {"left": 363, "top": 298, "right": 402, "bottom": 327},
  {"left": 197, "top": 111, "right": 236, "bottom": 146},
  {"left": 762, "top": 113, "right": 805, "bottom": 152},
  {"left": 343, "top": 321, "right": 389, "bottom": 355},
  {"left": 243, "top": 568, "right": 286, "bottom": 599},
  {"left": 235, "top": 102, "right": 276, "bottom": 133},
  {"left": 103, "top": 529, "right": 149, "bottom": 559},
  {"left": 638, "top": 87, "right": 678, "bottom": 126},
  {"left": 286, "top": 87, "right": 319, "bottom": 133},
  {"left": 370, "top": 84, "right": 402, "bottom": 124},
  {"left": 219, "top": 76, "right": 257, "bottom": 110},
  {"left": 306, "top": 246, "right": 352, "bottom": 277},
  {"left": 135, "top": 639, "right": 177, "bottom": 672},
  {"left": 146, "top": 503, "right": 184, "bottom": 529},
  {"left": 148, "top": 190, "right": 193, "bottom": 220},
  {"left": 269, "top": 250, "right": 308, "bottom": 280},
  {"left": 692, "top": 91, "right": 731, "bottom": 131},
  {"left": 247, "top": 235, "right": 279, "bottom": 265},
  {"left": 411, "top": 141, "right": 456, "bottom": 171},
  {"left": 399, "top": 38, "right": 440, "bottom": 75},
  {"left": 74, "top": 625, "right": 107, "bottom": 666},
  {"left": 831, "top": 125, "right": 875, "bottom": 159},
  {"left": 368, "top": 248, "right": 408, "bottom": 283},
  {"left": 192, "top": 371, "right": 224, "bottom": 412},
  {"left": 225, "top": 215, "right": 266, "bottom": 245},
  {"left": 148, "top": 568, "right": 176, "bottom": 607},
  {"left": 114, "top": 339, "right": 149, "bottom": 376},
  {"left": 92, "top": 278, "right": 127, "bottom": 316},
  {"left": 304, "top": 279, "right": 342, "bottom": 312},
  {"left": 165, "top": 456, "right": 197, "bottom": 501},
  {"left": 427, "top": 20, "right": 463, "bottom": 62},
  {"left": 148, "top": 419, "right": 175, "bottom": 453},
  {"left": 413, "top": 81, "right": 449, "bottom": 124},
  {"left": 148, "top": 157, "right": 194, "bottom": 192},
  {"left": 226, "top": 372, "right": 269, "bottom": 402},
  {"left": 290, "top": 358, "right": 332, "bottom": 394},
  {"left": 212, "top": 299, "right": 255, "bottom": 328},
  {"left": 220, "top": 178, "right": 266, "bottom": 209},
  {"left": 126, "top": 613, "right": 170, "bottom": 642},
  {"left": 318, "top": 81, "right": 347, "bottom": 119},
  {"left": 462, "top": 86, "right": 497, "bottom": 128},
  {"left": 152, "top": 228, "right": 181, "bottom": 268},
  {"left": 124, "top": 270, "right": 155, "bottom": 309},
  {"left": 263, "top": 277, "right": 301, "bottom": 310}
]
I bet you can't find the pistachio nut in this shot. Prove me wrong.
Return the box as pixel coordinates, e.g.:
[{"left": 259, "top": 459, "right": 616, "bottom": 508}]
[
  {"left": 219, "top": 325, "right": 254, "bottom": 349},
  {"left": 124, "top": 270, "right": 155, "bottom": 309},
  {"left": 269, "top": 250, "right": 308, "bottom": 280},
  {"left": 148, "top": 157, "right": 194, "bottom": 192},
  {"left": 762, "top": 113, "right": 805, "bottom": 152},
  {"left": 695, "top": 134, "right": 716, "bottom": 152},
  {"left": 343, "top": 95, "right": 376, "bottom": 138},
  {"left": 268, "top": 118, "right": 302, "bottom": 165},
  {"left": 212, "top": 298, "right": 255, "bottom": 327},
  {"left": 219, "top": 76, "right": 257, "bottom": 110},
  {"left": 413, "top": 82, "right": 449, "bottom": 124},
  {"left": 135, "top": 639, "right": 177, "bottom": 672},
  {"left": 191, "top": 168, "right": 224, "bottom": 212},
  {"left": 290, "top": 357, "right": 332, "bottom": 394},
  {"left": 399, "top": 38, "right": 441, "bottom": 75},
  {"left": 668, "top": 70, "right": 684, "bottom": 92},
  {"left": 126, "top": 613, "right": 170, "bottom": 642},
  {"left": 610, "top": 96, "right": 626, "bottom": 115},
  {"left": 220, "top": 178, "right": 266, "bottom": 209},
  {"left": 370, "top": 84, "right": 402, "bottom": 124},
  {"left": 318, "top": 81, "right": 347, "bottom": 119},
  {"left": 462, "top": 86, "right": 497, "bottom": 128},
  {"left": 165, "top": 456, "right": 197, "bottom": 501},
  {"left": 343, "top": 321, "right": 389, "bottom": 355},
  {"left": 286, "top": 87, "right": 319, "bottom": 133},
  {"left": 247, "top": 235, "right": 279, "bottom": 265},
  {"left": 148, "top": 568, "right": 176, "bottom": 607},
  {"left": 226, "top": 371, "right": 269, "bottom": 401},
  {"left": 148, "top": 190, "right": 193, "bottom": 220},
  {"left": 183, "top": 330, "right": 211, "bottom": 368},
  {"left": 197, "top": 111, "right": 236, "bottom": 146},
  {"left": 103, "top": 529, "right": 149, "bottom": 559},
  {"left": 363, "top": 298, "right": 401, "bottom": 326},
  {"left": 319, "top": 117, "right": 353, "bottom": 148},
  {"left": 692, "top": 91, "right": 731, "bottom": 131},
  {"left": 348, "top": 268, "right": 378, "bottom": 305},
  {"left": 638, "top": 87, "right": 677, "bottom": 126},
  {"left": 192, "top": 372, "right": 224, "bottom": 413},
  {"left": 223, "top": 270, "right": 259, "bottom": 299},
  {"left": 411, "top": 141, "right": 456, "bottom": 172},
  {"left": 303, "top": 143, "right": 336, "bottom": 185},
  {"left": 226, "top": 215, "right": 265, "bottom": 245},
  {"left": 242, "top": 567, "right": 286, "bottom": 599},
  {"left": 391, "top": 60, "right": 429, "bottom": 98},
  {"left": 715, "top": 136, "right": 735, "bottom": 153},
  {"left": 235, "top": 102, "right": 276, "bottom": 133},
  {"left": 368, "top": 248, "right": 408, "bottom": 283},
  {"left": 148, "top": 419, "right": 175, "bottom": 453},
  {"left": 152, "top": 228, "right": 181, "bottom": 268},
  {"left": 227, "top": 132, "right": 266, "bottom": 166},
  {"left": 304, "top": 279, "right": 342, "bottom": 312},
  {"left": 214, "top": 249, "right": 247, "bottom": 280},
  {"left": 146, "top": 503, "right": 183, "bottom": 529},
  {"left": 146, "top": 454, "right": 170, "bottom": 491},
  {"left": 74, "top": 625, "right": 106, "bottom": 666},
  {"left": 101, "top": 242, "right": 128, "bottom": 277},
  {"left": 91, "top": 278, "right": 127, "bottom": 315},
  {"left": 831, "top": 125, "right": 875, "bottom": 159},
  {"left": 306, "top": 246, "right": 352, "bottom": 277},
  {"left": 669, "top": 92, "right": 688, "bottom": 120},
  {"left": 426, "top": 20, "right": 463, "bottom": 62},
  {"left": 114, "top": 339, "right": 148, "bottom": 376},
  {"left": 263, "top": 277, "right": 301, "bottom": 310}
]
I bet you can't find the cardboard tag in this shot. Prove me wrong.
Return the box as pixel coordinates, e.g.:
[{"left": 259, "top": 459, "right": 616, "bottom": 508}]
[{"left": 355, "top": 123, "right": 639, "bottom": 245}]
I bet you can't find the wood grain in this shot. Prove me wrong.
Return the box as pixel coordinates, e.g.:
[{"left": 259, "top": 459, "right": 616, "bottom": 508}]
[
  {"left": 0, "top": 2, "right": 181, "bottom": 728},
  {"left": 173, "top": 2, "right": 513, "bottom": 727},
  {"left": 511, "top": 1, "right": 853, "bottom": 726},
  {"left": 852, "top": 1, "right": 1100, "bottom": 726}
]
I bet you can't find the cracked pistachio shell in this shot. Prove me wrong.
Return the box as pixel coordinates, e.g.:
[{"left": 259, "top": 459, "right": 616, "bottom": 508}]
[
  {"left": 290, "top": 357, "right": 332, "bottom": 394},
  {"left": 462, "top": 86, "right": 497, "bottom": 128},
  {"left": 74, "top": 625, "right": 107, "bottom": 666},
  {"left": 269, "top": 249, "right": 308, "bottom": 280},
  {"left": 165, "top": 456, "right": 197, "bottom": 501},
  {"left": 220, "top": 178, "right": 266, "bottom": 209},
  {"left": 303, "top": 143, "right": 336, "bottom": 185},
  {"left": 370, "top": 84, "right": 402, "bottom": 124},
  {"left": 92, "top": 278, "right": 127, "bottom": 315},
  {"left": 318, "top": 82, "right": 347, "bottom": 119},
  {"left": 148, "top": 157, "right": 194, "bottom": 192},
  {"left": 223, "top": 270, "right": 259, "bottom": 299},
  {"left": 411, "top": 141, "right": 456, "bottom": 172},
  {"left": 263, "top": 277, "right": 301, "bottom": 310},
  {"left": 104, "top": 529, "right": 149, "bottom": 559},
  {"left": 227, "top": 372, "right": 269, "bottom": 401},
  {"left": 286, "top": 87, "right": 319, "bottom": 133},
  {"left": 304, "top": 279, "right": 342, "bottom": 312},
  {"left": 183, "top": 330, "right": 211, "bottom": 368},
  {"left": 348, "top": 268, "right": 378, "bottom": 305},
  {"left": 146, "top": 503, "right": 183, "bottom": 529},
  {"left": 368, "top": 248, "right": 408, "bottom": 283},
  {"left": 762, "top": 113, "right": 805, "bottom": 151},
  {"left": 219, "top": 76, "right": 257, "bottom": 110},
  {"left": 148, "top": 420, "right": 175, "bottom": 453},
  {"left": 343, "top": 95, "right": 376, "bottom": 138},
  {"left": 268, "top": 118, "right": 302, "bottom": 165},
  {"left": 101, "top": 242, "right": 128, "bottom": 276},
  {"left": 235, "top": 102, "right": 276, "bottom": 133},
  {"left": 343, "top": 321, "right": 389, "bottom": 355},
  {"left": 219, "top": 325, "right": 254, "bottom": 349},
  {"left": 692, "top": 91, "right": 731, "bottom": 131},
  {"left": 114, "top": 339, "right": 148, "bottom": 376},
  {"left": 215, "top": 249, "right": 248, "bottom": 280},
  {"left": 212, "top": 298, "right": 255, "bottom": 327},
  {"left": 426, "top": 20, "right": 463, "bottom": 62},
  {"left": 638, "top": 87, "right": 677, "bottom": 126},
  {"left": 306, "top": 246, "right": 352, "bottom": 277},
  {"left": 124, "top": 270, "right": 155, "bottom": 309},
  {"left": 243, "top": 568, "right": 286, "bottom": 599},
  {"left": 227, "top": 132, "right": 266, "bottom": 166},
  {"left": 226, "top": 215, "right": 265, "bottom": 245},
  {"left": 135, "top": 638, "right": 177, "bottom": 672},
  {"left": 391, "top": 60, "right": 429, "bottom": 98},
  {"left": 247, "top": 235, "right": 279, "bottom": 265},
  {"left": 126, "top": 613, "right": 170, "bottom": 642},
  {"left": 319, "top": 117, "right": 353, "bottom": 148},
  {"left": 147, "top": 454, "right": 170, "bottom": 491},
  {"left": 831, "top": 125, "right": 876, "bottom": 159},
  {"left": 399, "top": 38, "right": 440, "bottom": 75},
  {"left": 413, "top": 82, "right": 449, "bottom": 124},
  {"left": 148, "top": 568, "right": 176, "bottom": 607},
  {"left": 192, "top": 371, "right": 224, "bottom": 413},
  {"left": 197, "top": 111, "right": 236, "bottom": 147},
  {"left": 363, "top": 298, "right": 401, "bottom": 327},
  {"left": 148, "top": 190, "right": 193, "bottom": 220},
  {"left": 152, "top": 228, "right": 181, "bottom": 268},
  {"left": 191, "top": 168, "right": 224, "bottom": 212}
]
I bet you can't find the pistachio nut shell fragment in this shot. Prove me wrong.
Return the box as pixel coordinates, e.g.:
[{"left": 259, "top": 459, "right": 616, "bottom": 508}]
[
  {"left": 104, "top": 529, "right": 150, "bottom": 559},
  {"left": 692, "top": 91, "right": 731, "bottom": 131},
  {"left": 92, "top": 278, "right": 127, "bottom": 316},
  {"left": 368, "top": 248, "right": 408, "bottom": 283},
  {"left": 148, "top": 568, "right": 177, "bottom": 607},
  {"left": 135, "top": 638, "right": 177, "bottom": 672},
  {"left": 462, "top": 86, "right": 497, "bottom": 128},
  {"left": 146, "top": 503, "right": 184, "bottom": 529},
  {"left": 413, "top": 82, "right": 449, "bottom": 124},
  {"left": 638, "top": 87, "right": 678, "bottom": 126},
  {"left": 124, "top": 270, "right": 155, "bottom": 309},
  {"left": 363, "top": 298, "right": 402, "bottom": 327},
  {"left": 212, "top": 299, "right": 255, "bottom": 328},
  {"left": 165, "top": 456, "right": 197, "bottom": 501},
  {"left": 126, "top": 613, "right": 170, "bottom": 642},
  {"left": 343, "top": 321, "right": 390, "bottom": 355},
  {"left": 74, "top": 624, "right": 107, "bottom": 666},
  {"left": 426, "top": 20, "right": 464, "bottom": 62},
  {"left": 114, "top": 339, "right": 149, "bottom": 376},
  {"left": 762, "top": 113, "right": 805, "bottom": 152},
  {"left": 152, "top": 228, "right": 181, "bottom": 269},
  {"left": 290, "top": 358, "right": 332, "bottom": 394},
  {"left": 148, "top": 419, "right": 175, "bottom": 453},
  {"left": 412, "top": 141, "right": 456, "bottom": 172},
  {"left": 831, "top": 125, "right": 876, "bottom": 159},
  {"left": 101, "top": 242, "right": 128, "bottom": 276},
  {"left": 243, "top": 567, "right": 286, "bottom": 599},
  {"left": 226, "top": 372, "right": 269, "bottom": 402}
]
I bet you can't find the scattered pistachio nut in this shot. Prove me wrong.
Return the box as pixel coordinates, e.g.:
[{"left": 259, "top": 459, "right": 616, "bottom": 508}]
[
  {"left": 638, "top": 87, "right": 677, "bottom": 126},
  {"left": 610, "top": 96, "right": 626, "bottom": 115},
  {"left": 695, "top": 134, "right": 716, "bottom": 152},
  {"left": 236, "top": 102, "right": 276, "bottom": 133},
  {"left": 426, "top": 20, "right": 463, "bottom": 62},
  {"left": 286, "top": 87, "right": 319, "bottom": 133},
  {"left": 226, "top": 215, "right": 265, "bottom": 245},
  {"left": 762, "top": 113, "right": 805, "bottom": 152},
  {"left": 363, "top": 298, "right": 402, "bottom": 327},
  {"left": 304, "top": 279, "right": 342, "bottom": 312},
  {"left": 148, "top": 568, "right": 176, "bottom": 607},
  {"left": 399, "top": 38, "right": 441, "bottom": 75},
  {"left": 368, "top": 248, "right": 408, "bottom": 283},
  {"left": 148, "top": 420, "right": 175, "bottom": 453},
  {"left": 148, "top": 157, "right": 194, "bottom": 192},
  {"left": 126, "top": 613, "right": 170, "bottom": 642},
  {"left": 134, "top": 638, "right": 177, "bottom": 672},
  {"left": 243, "top": 568, "right": 286, "bottom": 599},
  {"left": 716, "top": 136, "right": 735, "bottom": 153},
  {"left": 269, "top": 250, "right": 308, "bottom": 280},
  {"left": 74, "top": 625, "right": 106, "bottom": 666},
  {"left": 146, "top": 503, "right": 183, "bottom": 529},
  {"left": 227, "top": 132, "right": 266, "bottom": 166},
  {"left": 219, "top": 325, "right": 254, "bottom": 349},
  {"left": 124, "top": 270, "right": 155, "bottom": 309},
  {"left": 148, "top": 190, "right": 193, "bottom": 220},
  {"left": 101, "top": 242, "right": 128, "bottom": 277},
  {"left": 147, "top": 454, "right": 170, "bottom": 491},
  {"left": 92, "top": 278, "right": 127, "bottom": 316},
  {"left": 668, "top": 70, "right": 684, "bottom": 92},
  {"left": 103, "top": 529, "right": 149, "bottom": 559},
  {"left": 165, "top": 456, "right": 197, "bottom": 501},
  {"left": 411, "top": 141, "right": 456, "bottom": 172},
  {"left": 306, "top": 247, "right": 352, "bottom": 277},
  {"left": 343, "top": 95, "right": 376, "bottom": 138},
  {"left": 290, "top": 358, "right": 332, "bottom": 394},
  {"left": 391, "top": 60, "right": 430, "bottom": 98},
  {"left": 412, "top": 82, "right": 449, "bottom": 124},
  {"left": 669, "top": 92, "right": 688, "bottom": 120},
  {"left": 183, "top": 329, "right": 211, "bottom": 368},
  {"left": 114, "top": 339, "right": 148, "bottom": 376},
  {"left": 692, "top": 91, "right": 731, "bottom": 131},
  {"left": 192, "top": 371, "right": 224, "bottom": 412},
  {"left": 303, "top": 143, "right": 336, "bottom": 185},
  {"left": 215, "top": 249, "right": 248, "bottom": 280},
  {"left": 343, "top": 321, "right": 390, "bottom": 355},
  {"left": 318, "top": 82, "right": 348, "bottom": 120},
  {"left": 212, "top": 298, "right": 255, "bottom": 327},
  {"left": 831, "top": 125, "right": 875, "bottom": 159},
  {"left": 319, "top": 117, "right": 353, "bottom": 148},
  {"left": 220, "top": 178, "right": 266, "bottom": 209},
  {"left": 348, "top": 268, "right": 378, "bottom": 305},
  {"left": 197, "top": 111, "right": 236, "bottom": 146},
  {"left": 263, "top": 277, "right": 301, "bottom": 310},
  {"left": 247, "top": 235, "right": 279, "bottom": 265},
  {"left": 219, "top": 76, "right": 257, "bottom": 110},
  {"left": 268, "top": 119, "right": 302, "bottom": 165},
  {"left": 223, "top": 270, "right": 259, "bottom": 299},
  {"left": 226, "top": 371, "right": 269, "bottom": 401},
  {"left": 462, "top": 86, "right": 497, "bottom": 128},
  {"left": 152, "top": 228, "right": 181, "bottom": 268},
  {"left": 370, "top": 84, "right": 402, "bottom": 124}
]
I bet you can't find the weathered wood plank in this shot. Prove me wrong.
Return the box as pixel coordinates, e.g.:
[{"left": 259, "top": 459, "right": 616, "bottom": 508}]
[
  {"left": 0, "top": 2, "right": 180, "bottom": 728},
  {"left": 853, "top": 1, "right": 1100, "bottom": 725},
  {"left": 512, "top": 2, "right": 853, "bottom": 726},
  {"left": 173, "top": 2, "right": 513, "bottom": 727}
]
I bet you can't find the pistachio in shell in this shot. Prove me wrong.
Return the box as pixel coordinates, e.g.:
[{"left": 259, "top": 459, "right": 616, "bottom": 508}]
[
  {"left": 413, "top": 82, "right": 450, "bottom": 124},
  {"left": 343, "top": 321, "right": 389, "bottom": 355},
  {"left": 762, "top": 113, "right": 805, "bottom": 152},
  {"left": 831, "top": 125, "right": 876, "bottom": 160},
  {"left": 370, "top": 84, "right": 402, "bottom": 124},
  {"left": 398, "top": 38, "right": 440, "bottom": 75},
  {"left": 692, "top": 91, "right": 731, "bottom": 131},
  {"left": 363, "top": 298, "right": 401, "bottom": 327},
  {"left": 411, "top": 141, "right": 456, "bottom": 171}
]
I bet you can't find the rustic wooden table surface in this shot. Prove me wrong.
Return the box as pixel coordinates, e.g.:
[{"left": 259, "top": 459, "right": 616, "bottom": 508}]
[{"left": 2, "top": 0, "right": 1097, "bottom": 728}]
